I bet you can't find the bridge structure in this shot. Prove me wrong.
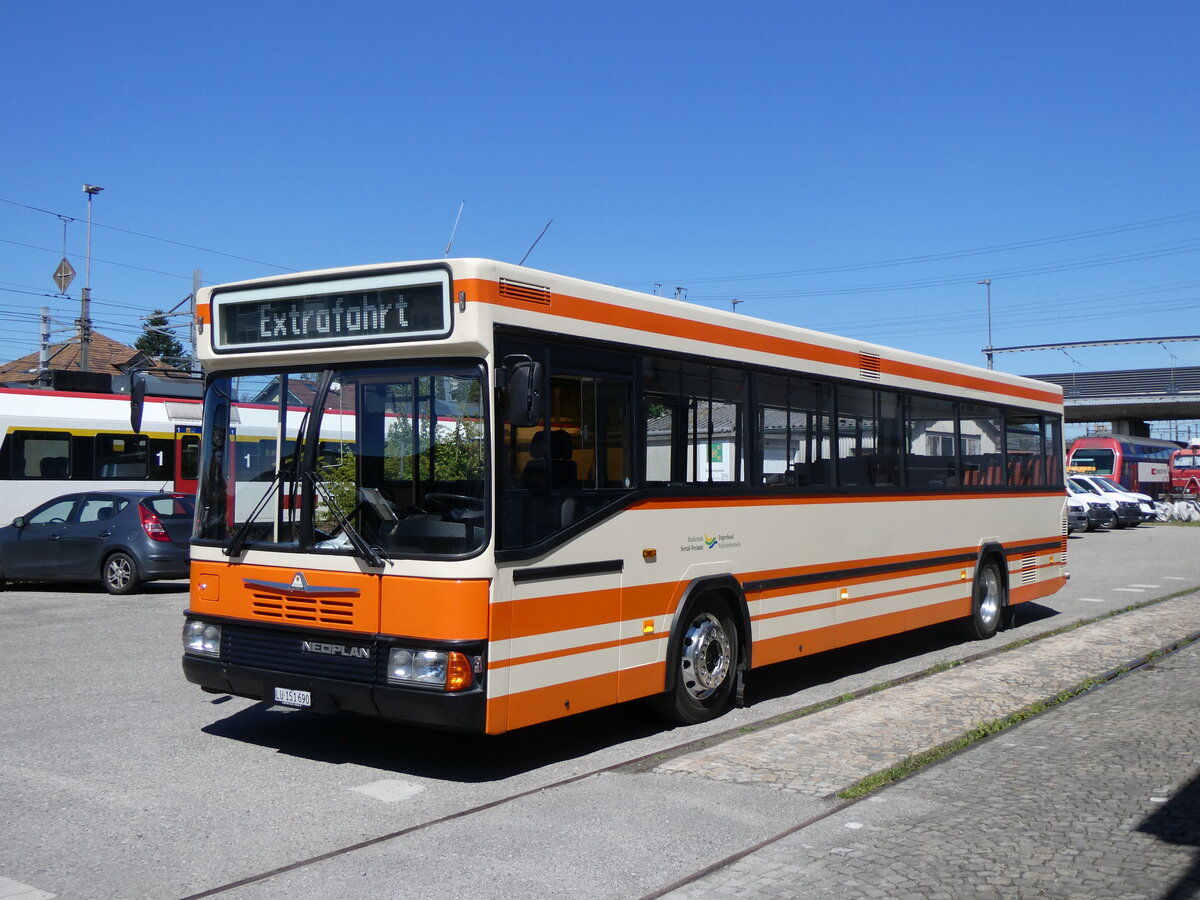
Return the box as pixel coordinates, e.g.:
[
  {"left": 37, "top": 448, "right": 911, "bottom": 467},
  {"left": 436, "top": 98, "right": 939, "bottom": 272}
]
[{"left": 996, "top": 335, "right": 1200, "bottom": 437}]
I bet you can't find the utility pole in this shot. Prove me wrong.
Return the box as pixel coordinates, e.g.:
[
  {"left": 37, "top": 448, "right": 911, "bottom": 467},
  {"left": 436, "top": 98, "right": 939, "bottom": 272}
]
[
  {"left": 191, "top": 270, "right": 202, "bottom": 371},
  {"left": 81, "top": 184, "right": 104, "bottom": 372},
  {"left": 976, "top": 278, "right": 993, "bottom": 369},
  {"left": 39, "top": 306, "right": 50, "bottom": 381}
]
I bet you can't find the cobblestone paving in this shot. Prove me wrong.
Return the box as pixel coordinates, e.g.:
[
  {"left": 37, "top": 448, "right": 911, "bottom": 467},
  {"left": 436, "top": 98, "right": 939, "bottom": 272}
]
[
  {"left": 659, "top": 616, "right": 1200, "bottom": 899},
  {"left": 655, "top": 594, "right": 1200, "bottom": 797}
]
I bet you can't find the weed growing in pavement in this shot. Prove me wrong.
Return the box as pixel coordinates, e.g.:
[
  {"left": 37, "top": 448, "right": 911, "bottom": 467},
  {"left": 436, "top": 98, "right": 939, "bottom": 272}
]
[{"left": 837, "top": 676, "right": 1110, "bottom": 800}]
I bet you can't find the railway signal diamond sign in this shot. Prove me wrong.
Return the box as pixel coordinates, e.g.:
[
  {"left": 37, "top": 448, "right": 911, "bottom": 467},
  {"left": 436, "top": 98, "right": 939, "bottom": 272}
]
[{"left": 53, "top": 258, "right": 76, "bottom": 294}]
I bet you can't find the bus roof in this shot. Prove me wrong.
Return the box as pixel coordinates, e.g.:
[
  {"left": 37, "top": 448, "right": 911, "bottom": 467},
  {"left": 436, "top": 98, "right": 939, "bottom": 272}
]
[{"left": 195, "top": 257, "right": 1064, "bottom": 413}]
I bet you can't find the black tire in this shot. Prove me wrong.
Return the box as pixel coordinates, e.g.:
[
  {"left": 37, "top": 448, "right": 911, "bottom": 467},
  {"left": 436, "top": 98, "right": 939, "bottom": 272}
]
[
  {"left": 655, "top": 598, "right": 740, "bottom": 725},
  {"left": 102, "top": 552, "right": 140, "bottom": 595},
  {"left": 959, "top": 559, "right": 1004, "bottom": 640}
]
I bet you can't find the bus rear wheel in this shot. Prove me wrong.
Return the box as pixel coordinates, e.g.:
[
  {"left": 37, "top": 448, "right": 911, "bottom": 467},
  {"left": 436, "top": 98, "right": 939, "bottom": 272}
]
[
  {"left": 960, "top": 560, "right": 1004, "bottom": 641},
  {"left": 656, "top": 600, "right": 740, "bottom": 725}
]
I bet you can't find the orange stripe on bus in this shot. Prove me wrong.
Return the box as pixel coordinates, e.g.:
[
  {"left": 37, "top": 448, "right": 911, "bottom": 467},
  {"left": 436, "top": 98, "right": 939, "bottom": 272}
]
[
  {"left": 629, "top": 491, "right": 1064, "bottom": 512},
  {"left": 750, "top": 578, "right": 964, "bottom": 627},
  {"left": 497, "top": 539, "right": 1060, "bottom": 642},
  {"left": 491, "top": 670, "right": 621, "bottom": 732},
  {"left": 1011, "top": 576, "right": 1068, "bottom": 605},
  {"left": 743, "top": 545, "right": 980, "bottom": 591},
  {"left": 751, "top": 596, "right": 969, "bottom": 668},
  {"left": 463, "top": 279, "right": 1061, "bottom": 406},
  {"left": 489, "top": 630, "right": 666, "bottom": 671}
]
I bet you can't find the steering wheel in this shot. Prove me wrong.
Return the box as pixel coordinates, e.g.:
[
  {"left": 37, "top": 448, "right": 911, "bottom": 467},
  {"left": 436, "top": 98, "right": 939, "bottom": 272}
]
[{"left": 423, "top": 494, "right": 485, "bottom": 520}]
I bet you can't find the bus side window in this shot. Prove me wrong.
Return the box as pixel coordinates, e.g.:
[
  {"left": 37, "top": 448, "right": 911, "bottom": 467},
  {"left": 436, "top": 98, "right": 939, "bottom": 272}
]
[
  {"left": 905, "top": 395, "right": 958, "bottom": 487},
  {"left": 757, "top": 373, "right": 832, "bottom": 488}
]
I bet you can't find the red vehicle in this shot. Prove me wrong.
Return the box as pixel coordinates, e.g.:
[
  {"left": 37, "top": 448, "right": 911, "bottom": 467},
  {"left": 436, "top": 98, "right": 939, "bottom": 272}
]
[
  {"left": 1169, "top": 445, "right": 1200, "bottom": 495},
  {"left": 1066, "top": 434, "right": 1181, "bottom": 498}
]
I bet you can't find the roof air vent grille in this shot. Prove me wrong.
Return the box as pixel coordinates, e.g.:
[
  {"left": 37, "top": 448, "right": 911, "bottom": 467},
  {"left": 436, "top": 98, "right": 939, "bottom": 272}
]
[
  {"left": 858, "top": 352, "right": 882, "bottom": 380},
  {"left": 500, "top": 278, "right": 551, "bottom": 306}
]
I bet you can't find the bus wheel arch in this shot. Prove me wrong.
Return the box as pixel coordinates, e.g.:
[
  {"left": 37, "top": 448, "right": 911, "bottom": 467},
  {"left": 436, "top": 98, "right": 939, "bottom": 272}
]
[
  {"left": 655, "top": 575, "right": 750, "bottom": 724},
  {"left": 961, "top": 545, "right": 1007, "bottom": 640}
]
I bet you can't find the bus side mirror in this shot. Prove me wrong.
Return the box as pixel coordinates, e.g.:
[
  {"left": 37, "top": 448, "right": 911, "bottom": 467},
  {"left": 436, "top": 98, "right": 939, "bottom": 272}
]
[
  {"left": 130, "top": 372, "right": 146, "bottom": 434},
  {"left": 503, "top": 356, "right": 542, "bottom": 427}
]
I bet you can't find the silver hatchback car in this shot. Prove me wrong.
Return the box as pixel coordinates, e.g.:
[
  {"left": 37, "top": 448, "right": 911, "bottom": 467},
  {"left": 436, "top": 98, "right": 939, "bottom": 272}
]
[{"left": 0, "top": 491, "right": 193, "bottom": 594}]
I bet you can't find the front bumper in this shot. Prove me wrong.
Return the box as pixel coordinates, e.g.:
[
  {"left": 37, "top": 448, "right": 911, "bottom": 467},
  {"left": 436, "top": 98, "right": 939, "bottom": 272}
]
[{"left": 182, "top": 616, "right": 488, "bottom": 732}]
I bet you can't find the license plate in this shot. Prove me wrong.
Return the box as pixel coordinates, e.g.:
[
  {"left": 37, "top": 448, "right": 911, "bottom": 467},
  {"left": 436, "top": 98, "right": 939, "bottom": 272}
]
[{"left": 273, "top": 687, "right": 311, "bottom": 708}]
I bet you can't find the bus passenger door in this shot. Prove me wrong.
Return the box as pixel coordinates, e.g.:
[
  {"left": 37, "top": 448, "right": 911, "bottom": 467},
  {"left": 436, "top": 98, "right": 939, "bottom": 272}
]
[
  {"left": 496, "top": 566, "right": 622, "bottom": 732},
  {"left": 174, "top": 426, "right": 201, "bottom": 495}
]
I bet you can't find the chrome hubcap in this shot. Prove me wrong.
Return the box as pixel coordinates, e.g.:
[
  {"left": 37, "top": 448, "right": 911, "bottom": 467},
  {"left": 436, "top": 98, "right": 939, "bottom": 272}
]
[
  {"left": 979, "top": 567, "right": 1001, "bottom": 628},
  {"left": 680, "top": 612, "right": 732, "bottom": 700}
]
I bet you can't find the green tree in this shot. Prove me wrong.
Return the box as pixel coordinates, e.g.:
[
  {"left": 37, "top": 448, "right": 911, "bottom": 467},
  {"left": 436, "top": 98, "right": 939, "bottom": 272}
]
[
  {"left": 315, "top": 448, "right": 358, "bottom": 533},
  {"left": 135, "top": 310, "right": 187, "bottom": 367}
]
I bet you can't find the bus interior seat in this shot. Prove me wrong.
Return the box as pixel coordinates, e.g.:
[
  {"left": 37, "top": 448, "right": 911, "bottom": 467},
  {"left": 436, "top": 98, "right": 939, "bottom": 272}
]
[{"left": 522, "top": 429, "right": 577, "bottom": 490}]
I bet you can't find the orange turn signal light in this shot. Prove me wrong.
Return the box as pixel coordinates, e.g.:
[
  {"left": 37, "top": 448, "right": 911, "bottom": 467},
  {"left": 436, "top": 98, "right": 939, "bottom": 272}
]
[{"left": 446, "top": 652, "right": 473, "bottom": 692}]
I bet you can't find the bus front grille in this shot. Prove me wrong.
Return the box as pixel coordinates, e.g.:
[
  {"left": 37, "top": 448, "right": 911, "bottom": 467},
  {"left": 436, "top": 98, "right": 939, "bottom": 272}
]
[
  {"left": 222, "top": 623, "right": 377, "bottom": 683},
  {"left": 249, "top": 591, "right": 357, "bottom": 627}
]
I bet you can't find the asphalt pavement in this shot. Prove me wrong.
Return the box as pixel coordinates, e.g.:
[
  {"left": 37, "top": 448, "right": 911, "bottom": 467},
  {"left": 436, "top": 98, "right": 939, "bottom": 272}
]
[{"left": 3, "top": 526, "right": 1200, "bottom": 899}]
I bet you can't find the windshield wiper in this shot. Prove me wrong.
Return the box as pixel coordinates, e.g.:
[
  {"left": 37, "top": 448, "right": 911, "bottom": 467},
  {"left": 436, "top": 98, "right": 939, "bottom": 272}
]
[
  {"left": 308, "top": 471, "right": 386, "bottom": 568},
  {"left": 224, "top": 470, "right": 282, "bottom": 557}
]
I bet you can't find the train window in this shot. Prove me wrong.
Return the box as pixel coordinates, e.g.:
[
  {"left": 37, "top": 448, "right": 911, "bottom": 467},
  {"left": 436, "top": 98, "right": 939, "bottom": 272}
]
[
  {"left": 97, "top": 434, "right": 149, "bottom": 479},
  {"left": 8, "top": 431, "right": 71, "bottom": 479}
]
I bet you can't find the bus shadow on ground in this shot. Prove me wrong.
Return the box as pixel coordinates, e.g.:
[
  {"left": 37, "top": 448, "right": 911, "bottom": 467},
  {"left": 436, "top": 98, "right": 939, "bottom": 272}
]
[
  {"left": 201, "top": 698, "right": 672, "bottom": 781},
  {"left": 200, "top": 603, "right": 1065, "bottom": 781}
]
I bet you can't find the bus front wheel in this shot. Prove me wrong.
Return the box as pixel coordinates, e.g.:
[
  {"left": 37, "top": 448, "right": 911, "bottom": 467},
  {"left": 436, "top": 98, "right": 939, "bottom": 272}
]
[
  {"left": 656, "top": 599, "right": 740, "bottom": 725},
  {"left": 960, "top": 560, "right": 1004, "bottom": 641}
]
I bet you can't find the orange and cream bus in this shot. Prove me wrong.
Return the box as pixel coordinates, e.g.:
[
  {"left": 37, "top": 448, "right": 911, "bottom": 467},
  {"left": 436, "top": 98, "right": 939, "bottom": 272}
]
[{"left": 181, "top": 258, "right": 1067, "bottom": 733}]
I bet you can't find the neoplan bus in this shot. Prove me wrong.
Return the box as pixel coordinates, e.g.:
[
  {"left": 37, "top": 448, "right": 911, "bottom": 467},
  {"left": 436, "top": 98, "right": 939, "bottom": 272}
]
[{"left": 181, "top": 259, "right": 1068, "bottom": 734}]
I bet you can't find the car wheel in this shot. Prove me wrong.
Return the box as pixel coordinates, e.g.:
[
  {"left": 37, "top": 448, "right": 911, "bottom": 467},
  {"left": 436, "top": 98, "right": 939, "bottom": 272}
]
[
  {"left": 959, "top": 559, "right": 1004, "bottom": 640},
  {"left": 655, "top": 597, "right": 740, "bottom": 725},
  {"left": 102, "top": 552, "right": 140, "bottom": 595}
]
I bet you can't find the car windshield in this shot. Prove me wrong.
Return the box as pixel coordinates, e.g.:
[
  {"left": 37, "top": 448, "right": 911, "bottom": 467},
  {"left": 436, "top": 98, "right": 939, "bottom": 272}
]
[
  {"left": 1095, "top": 477, "right": 1126, "bottom": 492},
  {"left": 1071, "top": 478, "right": 1101, "bottom": 495},
  {"left": 195, "top": 363, "right": 487, "bottom": 559}
]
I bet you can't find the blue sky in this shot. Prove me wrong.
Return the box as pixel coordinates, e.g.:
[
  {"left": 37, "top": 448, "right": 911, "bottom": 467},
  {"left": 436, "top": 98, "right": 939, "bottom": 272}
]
[{"left": 2, "top": 1, "right": 1198, "bottom": 394}]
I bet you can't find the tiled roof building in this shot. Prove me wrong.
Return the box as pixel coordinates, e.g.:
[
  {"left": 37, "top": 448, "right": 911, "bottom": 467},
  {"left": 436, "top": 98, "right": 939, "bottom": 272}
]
[{"left": 0, "top": 332, "right": 153, "bottom": 385}]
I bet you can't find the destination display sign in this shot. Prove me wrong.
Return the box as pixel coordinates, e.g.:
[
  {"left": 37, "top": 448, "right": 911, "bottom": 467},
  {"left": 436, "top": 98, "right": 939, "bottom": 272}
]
[{"left": 213, "top": 270, "right": 451, "bottom": 352}]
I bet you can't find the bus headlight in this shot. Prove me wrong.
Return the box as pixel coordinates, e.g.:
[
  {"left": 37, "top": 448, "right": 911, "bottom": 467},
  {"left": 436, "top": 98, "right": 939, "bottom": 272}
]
[
  {"left": 387, "top": 647, "right": 473, "bottom": 691},
  {"left": 183, "top": 620, "right": 221, "bottom": 656}
]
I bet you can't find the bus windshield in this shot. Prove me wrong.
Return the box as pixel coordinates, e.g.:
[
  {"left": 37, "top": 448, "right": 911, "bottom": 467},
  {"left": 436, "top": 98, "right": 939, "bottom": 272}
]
[{"left": 195, "top": 362, "right": 487, "bottom": 559}]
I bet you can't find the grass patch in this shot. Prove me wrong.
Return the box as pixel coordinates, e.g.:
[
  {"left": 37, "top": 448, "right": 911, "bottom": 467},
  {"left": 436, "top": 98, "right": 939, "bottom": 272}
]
[{"left": 837, "top": 676, "right": 1108, "bottom": 799}]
